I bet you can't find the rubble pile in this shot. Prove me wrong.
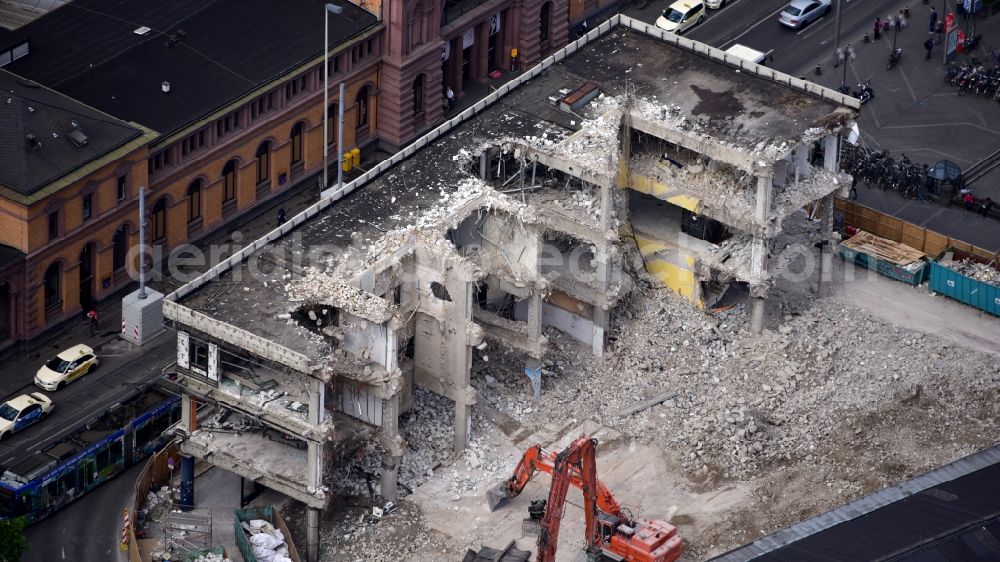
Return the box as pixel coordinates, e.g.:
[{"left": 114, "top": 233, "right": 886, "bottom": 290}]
[
  {"left": 479, "top": 286, "right": 999, "bottom": 480},
  {"left": 321, "top": 501, "right": 450, "bottom": 562},
  {"left": 938, "top": 258, "right": 1000, "bottom": 287},
  {"left": 142, "top": 485, "right": 174, "bottom": 524}
]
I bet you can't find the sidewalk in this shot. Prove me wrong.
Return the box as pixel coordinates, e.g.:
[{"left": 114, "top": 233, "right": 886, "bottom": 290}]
[{"left": 806, "top": 5, "right": 1000, "bottom": 252}]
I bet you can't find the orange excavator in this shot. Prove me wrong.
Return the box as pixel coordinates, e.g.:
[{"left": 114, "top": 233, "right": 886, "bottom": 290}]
[{"left": 486, "top": 436, "right": 683, "bottom": 562}]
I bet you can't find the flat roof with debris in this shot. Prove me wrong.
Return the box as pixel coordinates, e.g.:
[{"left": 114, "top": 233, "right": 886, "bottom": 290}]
[{"left": 172, "top": 16, "right": 856, "bottom": 361}]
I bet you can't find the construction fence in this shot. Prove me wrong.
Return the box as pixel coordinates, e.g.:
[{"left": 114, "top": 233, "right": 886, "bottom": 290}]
[
  {"left": 126, "top": 441, "right": 182, "bottom": 562},
  {"left": 835, "top": 198, "right": 1000, "bottom": 262}
]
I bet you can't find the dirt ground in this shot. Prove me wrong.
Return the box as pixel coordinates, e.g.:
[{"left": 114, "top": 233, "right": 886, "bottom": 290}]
[{"left": 281, "top": 251, "right": 999, "bottom": 562}]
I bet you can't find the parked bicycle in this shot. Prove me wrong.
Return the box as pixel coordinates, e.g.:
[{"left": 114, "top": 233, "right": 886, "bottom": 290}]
[{"left": 842, "top": 144, "right": 937, "bottom": 201}]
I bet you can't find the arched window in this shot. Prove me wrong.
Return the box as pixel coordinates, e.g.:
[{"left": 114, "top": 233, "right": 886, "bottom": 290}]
[
  {"left": 413, "top": 75, "right": 425, "bottom": 116},
  {"left": 290, "top": 122, "right": 304, "bottom": 165},
  {"left": 151, "top": 198, "right": 167, "bottom": 243},
  {"left": 44, "top": 262, "right": 61, "bottom": 309},
  {"left": 356, "top": 86, "right": 370, "bottom": 128},
  {"left": 255, "top": 142, "right": 271, "bottom": 185},
  {"left": 113, "top": 225, "right": 128, "bottom": 271},
  {"left": 222, "top": 160, "right": 237, "bottom": 203},
  {"left": 187, "top": 180, "right": 202, "bottom": 222},
  {"left": 540, "top": 2, "right": 551, "bottom": 42}
]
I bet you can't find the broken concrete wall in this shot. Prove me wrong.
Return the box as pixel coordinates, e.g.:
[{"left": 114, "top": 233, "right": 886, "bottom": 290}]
[
  {"left": 542, "top": 290, "right": 595, "bottom": 345},
  {"left": 339, "top": 312, "right": 389, "bottom": 366}
]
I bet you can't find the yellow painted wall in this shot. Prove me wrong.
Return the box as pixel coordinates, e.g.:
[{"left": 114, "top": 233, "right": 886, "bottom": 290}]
[
  {"left": 618, "top": 163, "right": 702, "bottom": 213},
  {"left": 632, "top": 232, "right": 703, "bottom": 309}
]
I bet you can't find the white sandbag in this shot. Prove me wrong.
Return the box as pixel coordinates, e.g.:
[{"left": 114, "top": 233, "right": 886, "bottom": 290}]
[{"left": 250, "top": 532, "right": 283, "bottom": 551}]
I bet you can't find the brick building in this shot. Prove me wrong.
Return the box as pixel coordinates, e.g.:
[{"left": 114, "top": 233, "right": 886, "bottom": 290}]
[
  {"left": 0, "top": 0, "right": 619, "bottom": 347},
  {"left": 0, "top": 69, "right": 155, "bottom": 343}
]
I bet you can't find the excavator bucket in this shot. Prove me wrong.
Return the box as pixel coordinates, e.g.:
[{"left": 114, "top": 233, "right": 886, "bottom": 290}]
[{"left": 486, "top": 481, "right": 511, "bottom": 512}]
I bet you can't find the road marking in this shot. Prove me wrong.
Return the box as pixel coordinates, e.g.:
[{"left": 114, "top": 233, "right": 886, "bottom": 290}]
[
  {"left": 897, "top": 67, "right": 919, "bottom": 104},
  {"left": 62, "top": 547, "right": 65, "bottom": 559},
  {"left": 721, "top": 4, "right": 790, "bottom": 50}
]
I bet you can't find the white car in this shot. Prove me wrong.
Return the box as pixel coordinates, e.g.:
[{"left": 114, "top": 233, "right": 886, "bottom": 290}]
[
  {"left": 34, "top": 344, "right": 99, "bottom": 391},
  {"left": 778, "top": 0, "right": 831, "bottom": 29},
  {"left": 704, "top": 0, "right": 730, "bottom": 8},
  {"left": 656, "top": 1, "right": 707, "bottom": 34},
  {"left": 0, "top": 392, "right": 54, "bottom": 440}
]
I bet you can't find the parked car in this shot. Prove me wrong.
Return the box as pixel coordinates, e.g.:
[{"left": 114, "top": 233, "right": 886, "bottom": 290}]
[
  {"left": 656, "top": 1, "right": 707, "bottom": 34},
  {"left": 778, "top": 0, "right": 831, "bottom": 29},
  {"left": 704, "top": 0, "right": 730, "bottom": 8},
  {"left": 34, "top": 344, "right": 99, "bottom": 391},
  {"left": 0, "top": 393, "right": 54, "bottom": 440}
]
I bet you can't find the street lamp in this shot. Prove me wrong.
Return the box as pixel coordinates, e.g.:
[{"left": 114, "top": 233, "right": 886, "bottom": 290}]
[
  {"left": 323, "top": 3, "right": 346, "bottom": 193},
  {"left": 837, "top": 44, "right": 856, "bottom": 94}
]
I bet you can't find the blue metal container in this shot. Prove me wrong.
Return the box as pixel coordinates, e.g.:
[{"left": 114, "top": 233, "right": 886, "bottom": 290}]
[
  {"left": 838, "top": 246, "right": 929, "bottom": 286},
  {"left": 929, "top": 259, "right": 1000, "bottom": 316}
]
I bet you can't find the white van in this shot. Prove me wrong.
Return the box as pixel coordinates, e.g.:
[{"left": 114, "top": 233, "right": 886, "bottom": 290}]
[{"left": 724, "top": 44, "right": 772, "bottom": 65}]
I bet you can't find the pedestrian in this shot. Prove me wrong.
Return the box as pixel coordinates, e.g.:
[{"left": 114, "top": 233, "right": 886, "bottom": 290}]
[
  {"left": 929, "top": 6, "right": 938, "bottom": 34},
  {"left": 963, "top": 191, "right": 975, "bottom": 213},
  {"left": 446, "top": 86, "right": 455, "bottom": 111},
  {"left": 86, "top": 309, "right": 99, "bottom": 337},
  {"left": 277, "top": 207, "right": 286, "bottom": 225},
  {"left": 925, "top": 38, "right": 934, "bottom": 59},
  {"left": 981, "top": 197, "right": 994, "bottom": 218},
  {"left": 874, "top": 17, "right": 883, "bottom": 40},
  {"left": 895, "top": 12, "right": 905, "bottom": 32}
]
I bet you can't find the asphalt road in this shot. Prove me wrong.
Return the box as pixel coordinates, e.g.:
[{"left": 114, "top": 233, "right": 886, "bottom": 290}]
[
  {"left": 0, "top": 331, "right": 173, "bottom": 467},
  {"left": 22, "top": 462, "right": 141, "bottom": 562},
  {"left": 688, "top": 0, "right": 911, "bottom": 75}
]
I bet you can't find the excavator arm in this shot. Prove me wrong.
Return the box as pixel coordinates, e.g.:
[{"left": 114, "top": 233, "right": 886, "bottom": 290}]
[
  {"left": 536, "top": 436, "right": 600, "bottom": 562},
  {"left": 487, "top": 442, "right": 625, "bottom": 522}
]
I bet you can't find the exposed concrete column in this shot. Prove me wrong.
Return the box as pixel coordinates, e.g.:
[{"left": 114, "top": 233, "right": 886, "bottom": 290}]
[
  {"left": 819, "top": 134, "right": 840, "bottom": 298},
  {"left": 822, "top": 134, "right": 839, "bottom": 172},
  {"left": 305, "top": 437, "right": 322, "bottom": 562},
  {"left": 305, "top": 375, "right": 324, "bottom": 560},
  {"left": 380, "top": 394, "right": 401, "bottom": 502},
  {"left": 308, "top": 378, "right": 322, "bottom": 426},
  {"left": 818, "top": 194, "right": 835, "bottom": 297},
  {"left": 750, "top": 173, "right": 774, "bottom": 336},
  {"left": 750, "top": 294, "right": 766, "bottom": 336},
  {"left": 590, "top": 178, "right": 615, "bottom": 356},
  {"left": 449, "top": 279, "right": 473, "bottom": 454},
  {"left": 307, "top": 507, "right": 320, "bottom": 562},
  {"left": 181, "top": 394, "right": 194, "bottom": 433}
]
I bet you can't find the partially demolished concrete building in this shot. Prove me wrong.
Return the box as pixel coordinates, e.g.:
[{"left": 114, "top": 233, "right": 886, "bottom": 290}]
[{"left": 162, "top": 15, "right": 859, "bottom": 561}]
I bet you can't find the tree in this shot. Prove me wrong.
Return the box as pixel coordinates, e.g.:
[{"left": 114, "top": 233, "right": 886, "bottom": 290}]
[{"left": 0, "top": 518, "right": 29, "bottom": 562}]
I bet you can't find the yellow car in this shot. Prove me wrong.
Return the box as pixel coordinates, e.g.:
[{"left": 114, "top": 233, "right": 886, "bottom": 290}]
[
  {"left": 34, "top": 344, "right": 99, "bottom": 391},
  {"left": 0, "top": 392, "right": 54, "bottom": 440},
  {"left": 656, "top": 0, "right": 706, "bottom": 34}
]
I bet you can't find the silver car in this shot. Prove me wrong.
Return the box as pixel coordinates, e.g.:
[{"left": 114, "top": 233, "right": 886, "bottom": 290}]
[{"left": 778, "top": 0, "right": 831, "bottom": 29}]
